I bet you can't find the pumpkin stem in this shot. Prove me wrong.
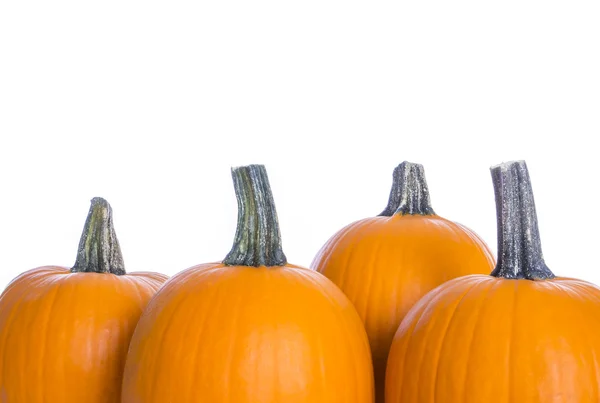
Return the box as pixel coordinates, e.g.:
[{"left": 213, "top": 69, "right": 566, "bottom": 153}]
[
  {"left": 490, "top": 161, "right": 554, "bottom": 280},
  {"left": 223, "top": 164, "right": 287, "bottom": 267},
  {"left": 71, "top": 197, "right": 126, "bottom": 275},
  {"left": 379, "top": 161, "right": 435, "bottom": 216}
]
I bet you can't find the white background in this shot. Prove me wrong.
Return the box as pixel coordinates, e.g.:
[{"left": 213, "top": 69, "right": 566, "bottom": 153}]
[{"left": 1, "top": 0, "right": 598, "bottom": 289}]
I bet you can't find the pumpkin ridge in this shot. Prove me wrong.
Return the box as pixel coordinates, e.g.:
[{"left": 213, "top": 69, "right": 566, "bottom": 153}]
[
  {"left": 0, "top": 271, "right": 54, "bottom": 386},
  {"left": 310, "top": 220, "right": 360, "bottom": 268},
  {"left": 429, "top": 277, "right": 492, "bottom": 402},
  {"left": 581, "top": 286, "right": 600, "bottom": 401},
  {"left": 544, "top": 280, "right": 600, "bottom": 399},
  {"left": 394, "top": 278, "right": 482, "bottom": 401},
  {"left": 122, "top": 275, "right": 146, "bottom": 306},
  {"left": 458, "top": 279, "right": 504, "bottom": 402},
  {"left": 218, "top": 277, "right": 245, "bottom": 402},
  {"left": 418, "top": 277, "right": 492, "bottom": 401},
  {"left": 36, "top": 277, "right": 65, "bottom": 401},
  {"left": 348, "top": 219, "right": 383, "bottom": 321},
  {"left": 336, "top": 220, "right": 377, "bottom": 298},
  {"left": 179, "top": 271, "right": 222, "bottom": 401},
  {"left": 393, "top": 291, "right": 434, "bottom": 402},
  {"left": 553, "top": 281, "right": 600, "bottom": 399},
  {"left": 288, "top": 268, "right": 367, "bottom": 400},
  {"left": 504, "top": 280, "right": 519, "bottom": 403},
  {"left": 561, "top": 280, "right": 600, "bottom": 304},
  {"left": 320, "top": 273, "right": 368, "bottom": 402},
  {"left": 451, "top": 221, "right": 495, "bottom": 265},
  {"left": 126, "top": 273, "right": 167, "bottom": 295},
  {"left": 140, "top": 284, "right": 189, "bottom": 399},
  {"left": 360, "top": 228, "right": 383, "bottom": 331},
  {"left": 590, "top": 346, "right": 600, "bottom": 400}
]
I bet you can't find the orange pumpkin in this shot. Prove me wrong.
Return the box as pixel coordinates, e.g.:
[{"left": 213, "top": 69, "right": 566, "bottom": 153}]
[
  {"left": 0, "top": 198, "right": 167, "bottom": 403},
  {"left": 386, "top": 160, "right": 600, "bottom": 402},
  {"left": 122, "top": 165, "right": 374, "bottom": 403},
  {"left": 311, "top": 161, "right": 494, "bottom": 402}
]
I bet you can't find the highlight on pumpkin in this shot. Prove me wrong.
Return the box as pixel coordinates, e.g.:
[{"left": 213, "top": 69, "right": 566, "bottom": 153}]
[
  {"left": 0, "top": 197, "right": 168, "bottom": 403},
  {"left": 121, "top": 164, "right": 375, "bottom": 403},
  {"left": 385, "top": 160, "right": 600, "bottom": 402},
  {"left": 311, "top": 161, "right": 494, "bottom": 403}
]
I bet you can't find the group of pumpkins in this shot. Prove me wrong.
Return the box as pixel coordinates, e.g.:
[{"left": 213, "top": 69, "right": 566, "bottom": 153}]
[{"left": 1, "top": 160, "right": 599, "bottom": 403}]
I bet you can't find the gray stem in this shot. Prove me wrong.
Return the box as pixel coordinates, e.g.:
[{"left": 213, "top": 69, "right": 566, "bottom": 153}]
[
  {"left": 223, "top": 165, "right": 287, "bottom": 267},
  {"left": 379, "top": 161, "right": 435, "bottom": 216},
  {"left": 490, "top": 161, "right": 554, "bottom": 280},
  {"left": 71, "top": 197, "right": 126, "bottom": 275}
]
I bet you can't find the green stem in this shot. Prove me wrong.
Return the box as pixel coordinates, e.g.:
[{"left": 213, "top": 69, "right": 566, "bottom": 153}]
[
  {"left": 490, "top": 161, "right": 554, "bottom": 280},
  {"left": 379, "top": 161, "right": 435, "bottom": 216},
  {"left": 71, "top": 197, "right": 126, "bottom": 275},
  {"left": 223, "top": 165, "right": 287, "bottom": 267}
]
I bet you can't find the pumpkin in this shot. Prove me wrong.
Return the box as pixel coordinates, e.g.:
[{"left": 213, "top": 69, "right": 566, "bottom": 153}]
[
  {"left": 311, "top": 161, "right": 495, "bottom": 402},
  {"left": 0, "top": 198, "right": 167, "bottom": 403},
  {"left": 121, "top": 165, "right": 374, "bottom": 403},
  {"left": 385, "top": 160, "right": 600, "bottom": 402}
]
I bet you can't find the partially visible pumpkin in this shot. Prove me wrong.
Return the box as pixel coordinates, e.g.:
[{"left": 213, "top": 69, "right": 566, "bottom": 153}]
[
  {"left": 386, "top": 160, "right": 600, "bottom": 402},
  {"left": 311, "top": 162, "right": 494, "bottom": 402},
  {"left": 122, "top": 165, "right": 374, "bottom": 403},
  {"left": 0, "top": 198, "right": 167, "bottom": 403}
]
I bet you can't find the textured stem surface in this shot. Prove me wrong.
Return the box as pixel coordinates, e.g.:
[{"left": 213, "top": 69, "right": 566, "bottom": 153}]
[
  {"left": 490, "top": 161, "right": 554, "bottom": 280},
  {"left": 71, "top": 197, "right": 126, "bottom": 275},
  {"left": 379, "top": 161, "right": 435, "bottom": 216},
  {"left": 223, "top": 165, "right": 287, "bottom": 267}
]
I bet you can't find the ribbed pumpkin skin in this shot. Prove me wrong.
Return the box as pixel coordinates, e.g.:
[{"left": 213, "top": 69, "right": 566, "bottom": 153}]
[
  {"left": 312, "top": 214, "right": 494, "bottom": 400},
  {"left": 385, "top": 275, "right": 600, "bottom": 402},
  {"left": 0, "top": 266, "right": 167, "bottom": 403},
  {"left": 122, "top": 262, "right": 374, "bottom": 403}
]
